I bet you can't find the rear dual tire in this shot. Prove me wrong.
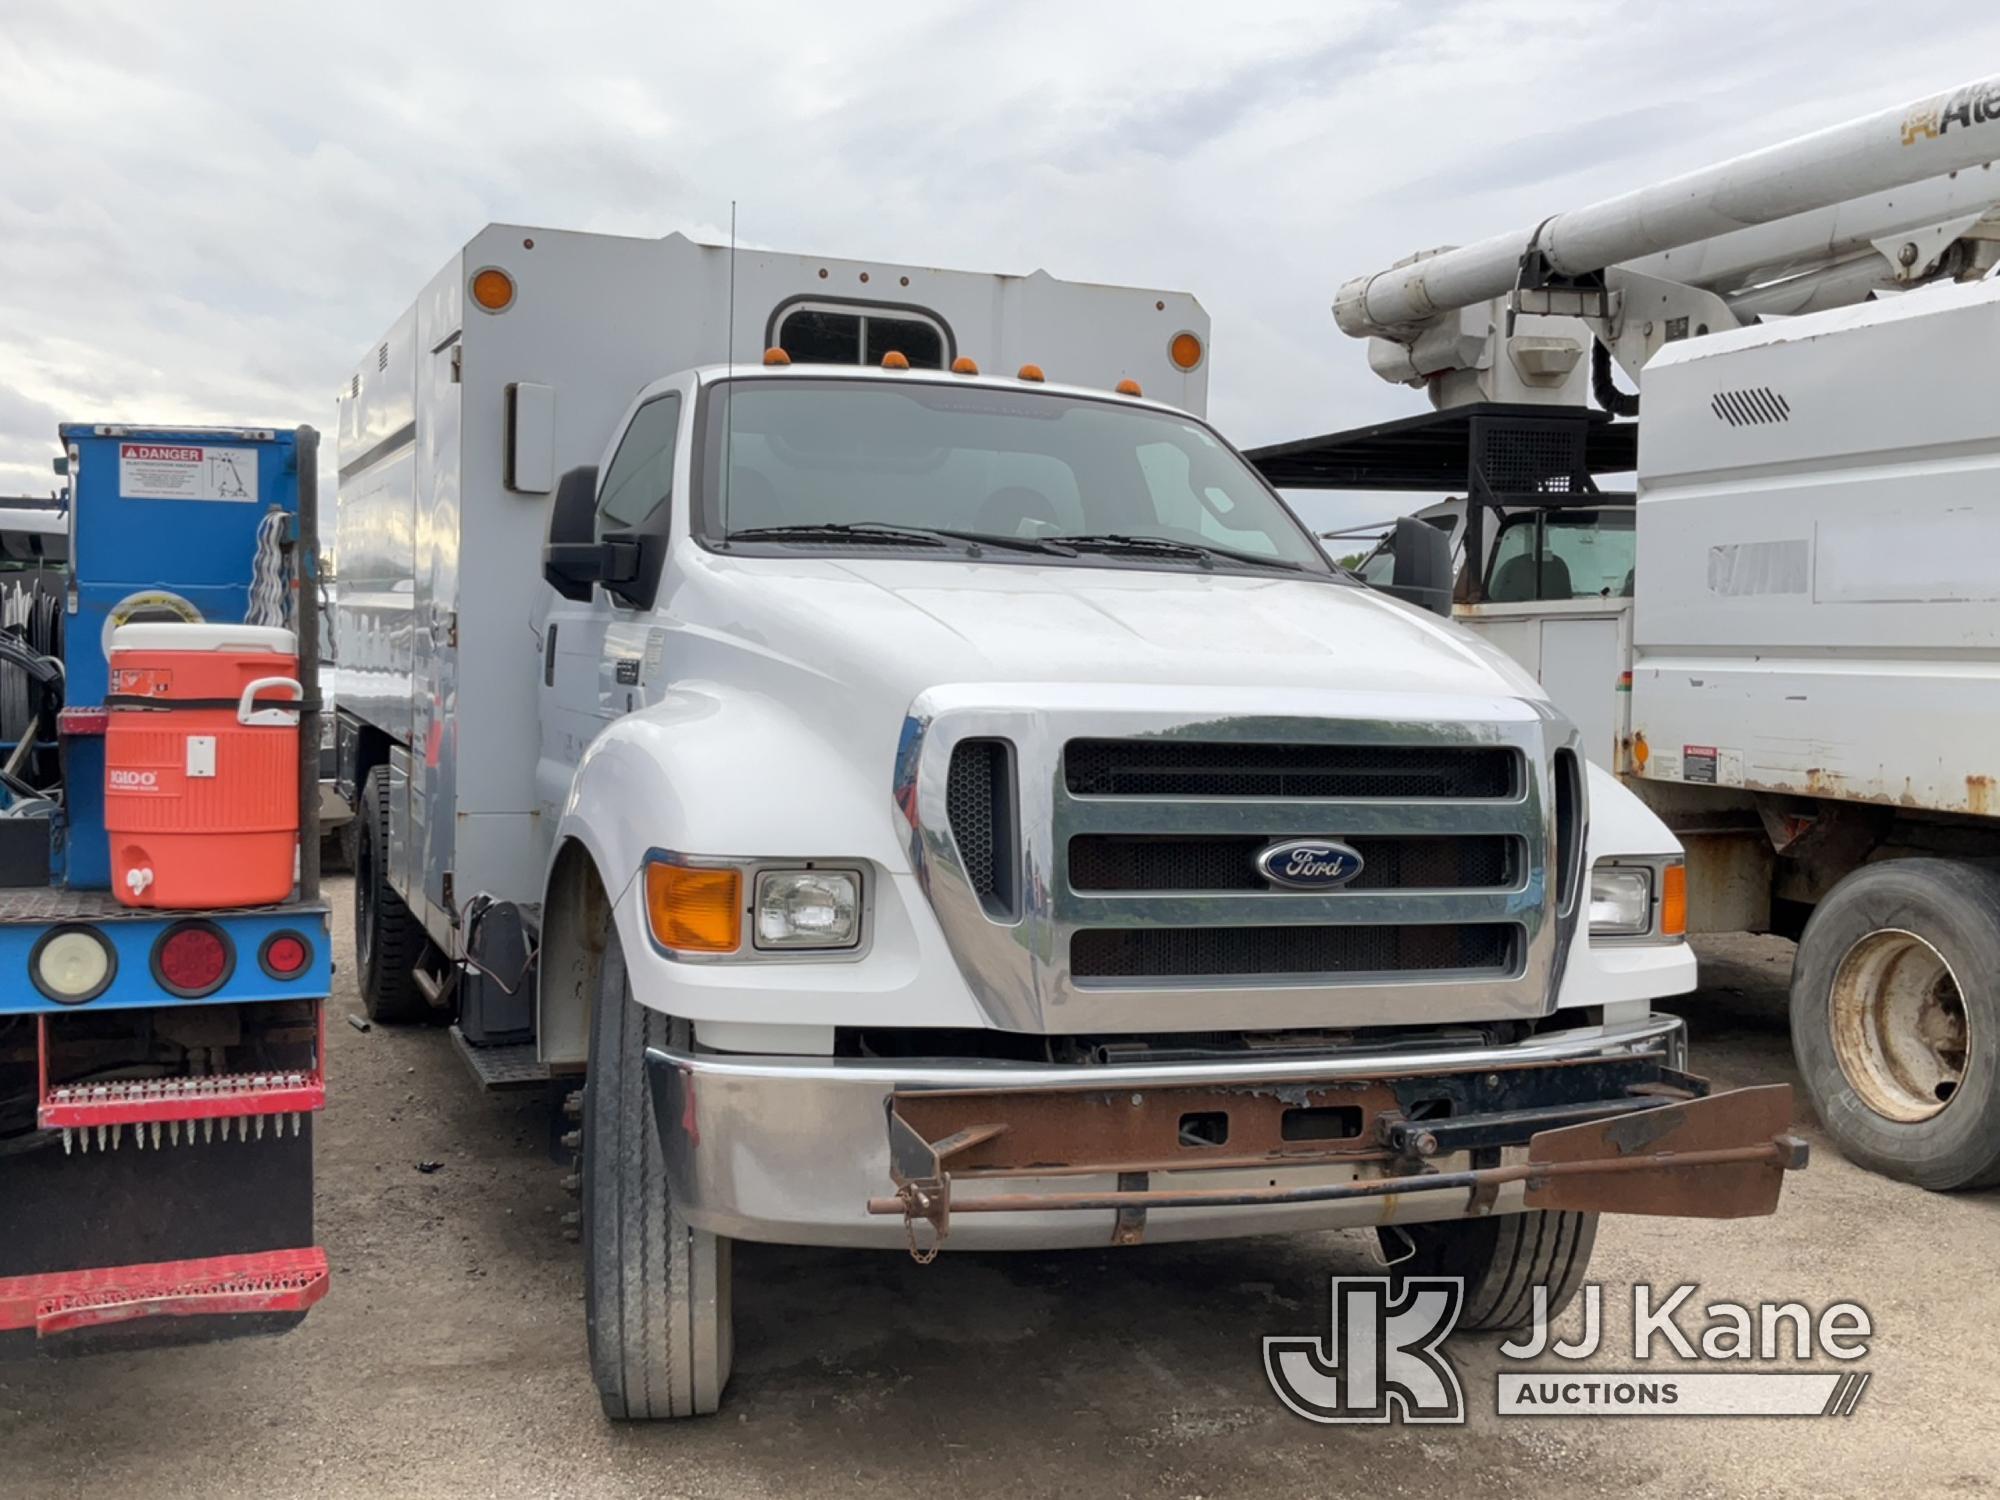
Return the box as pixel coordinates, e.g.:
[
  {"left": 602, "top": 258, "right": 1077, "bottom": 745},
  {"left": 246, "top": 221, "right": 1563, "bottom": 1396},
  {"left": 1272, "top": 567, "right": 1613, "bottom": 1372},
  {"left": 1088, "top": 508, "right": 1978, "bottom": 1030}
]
[
  {"left": 1791, "top": 858, "right": 2000, "bottom": 1191},
  {"left": 354, "top": 765, "right": 430, "bottom": 1023}
]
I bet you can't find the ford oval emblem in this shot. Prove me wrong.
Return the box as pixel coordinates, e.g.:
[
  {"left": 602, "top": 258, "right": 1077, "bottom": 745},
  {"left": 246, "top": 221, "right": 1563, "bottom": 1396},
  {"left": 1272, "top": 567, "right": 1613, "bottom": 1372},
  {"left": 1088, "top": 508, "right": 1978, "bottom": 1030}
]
[{"left": 1256, "top": 839, "right": 1365, "bottom": 890}]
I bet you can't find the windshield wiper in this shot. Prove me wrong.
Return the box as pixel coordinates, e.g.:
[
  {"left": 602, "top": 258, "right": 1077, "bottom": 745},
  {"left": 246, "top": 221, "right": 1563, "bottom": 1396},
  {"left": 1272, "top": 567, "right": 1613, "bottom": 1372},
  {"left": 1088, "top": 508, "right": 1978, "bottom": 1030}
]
[
  {"left": 1052, "top": 533, "right": 1306, "bottom": 572},
  {"left": 727, "top": 521, "right": 1078, "bottom": 557}
]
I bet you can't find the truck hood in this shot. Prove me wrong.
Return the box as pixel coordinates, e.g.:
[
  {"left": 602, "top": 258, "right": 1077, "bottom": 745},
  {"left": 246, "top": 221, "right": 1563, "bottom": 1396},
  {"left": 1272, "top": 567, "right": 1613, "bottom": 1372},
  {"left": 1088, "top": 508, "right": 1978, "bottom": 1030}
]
[{"left": 675, "top": 553, "right": 1545, "bottom": 707}]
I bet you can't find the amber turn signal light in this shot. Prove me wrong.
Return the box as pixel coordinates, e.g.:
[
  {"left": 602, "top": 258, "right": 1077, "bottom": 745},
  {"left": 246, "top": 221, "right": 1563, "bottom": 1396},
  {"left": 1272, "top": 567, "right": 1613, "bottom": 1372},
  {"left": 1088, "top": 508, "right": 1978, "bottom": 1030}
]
[
  {"left": 1169, "top": 331, "right": 1203, "bottom": 371},
  {"left": 1661, "top": 863, "right": 1688, "bottom": 937},
  {"left": 646, "top": 862, "right": 742, "bottom": 954}
]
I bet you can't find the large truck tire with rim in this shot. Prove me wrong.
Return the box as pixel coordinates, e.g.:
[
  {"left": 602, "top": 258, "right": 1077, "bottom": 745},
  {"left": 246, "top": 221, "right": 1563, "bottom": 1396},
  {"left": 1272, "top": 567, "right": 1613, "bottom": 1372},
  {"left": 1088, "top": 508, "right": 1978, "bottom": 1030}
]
[
  {"left": 1380, "top": 1209, "right": 1597, "bottom": 1331},
  {"left": 1790, "top": 858, "right": 2000, "bottom": 1191},
  {"left": 583, "top": 935, "right": 734, "bottom": 1420},
  {"left": 355, "top": 764, "right": 430, "bottom": 1023}
]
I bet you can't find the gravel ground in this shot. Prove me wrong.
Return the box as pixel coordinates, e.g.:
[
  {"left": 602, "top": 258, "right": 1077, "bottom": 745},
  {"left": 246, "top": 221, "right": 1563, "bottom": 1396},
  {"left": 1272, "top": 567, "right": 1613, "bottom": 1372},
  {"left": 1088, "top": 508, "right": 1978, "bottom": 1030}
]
[{"left": 2, "top": 884, "right": 1995, "bottom": 1498}]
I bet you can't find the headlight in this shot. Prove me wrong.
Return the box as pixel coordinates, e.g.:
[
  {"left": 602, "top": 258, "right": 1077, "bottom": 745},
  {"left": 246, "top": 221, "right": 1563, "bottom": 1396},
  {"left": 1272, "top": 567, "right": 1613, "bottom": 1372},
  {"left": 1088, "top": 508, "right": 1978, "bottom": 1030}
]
[
  {"left": 1589, "top": 865, "right": 1654, "bottom": 936},
  {"left": 754, "top": 869, "right": 861, "bottom": 950}
]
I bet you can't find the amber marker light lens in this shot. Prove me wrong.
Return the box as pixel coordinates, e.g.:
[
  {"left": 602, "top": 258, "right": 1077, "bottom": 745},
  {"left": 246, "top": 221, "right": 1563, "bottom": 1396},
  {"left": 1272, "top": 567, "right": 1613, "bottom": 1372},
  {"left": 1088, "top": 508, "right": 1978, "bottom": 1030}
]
[
  {"left": 645, "top": 862, "right": 742, "bottom": 953},
  {"left": 470, "top": 267, "right": 515, "bottom": 312},
  {"left": 1661, "top": 863, "right": 1688, "bottom": 937}
]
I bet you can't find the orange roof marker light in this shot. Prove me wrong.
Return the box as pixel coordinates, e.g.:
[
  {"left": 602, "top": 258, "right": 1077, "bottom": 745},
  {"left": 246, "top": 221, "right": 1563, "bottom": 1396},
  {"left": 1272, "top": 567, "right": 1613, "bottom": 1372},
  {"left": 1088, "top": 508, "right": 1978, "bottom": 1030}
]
[
  {"left": 1114, "top": 378, "right": 1143, "bottom": 397},
  {"left": 470, "top": 266, "right": 515, "bottom": 313},
  {"left": 881, "top": 350, "right": 910, "bottom": 370},
  {"left": 951, "top": 356, "right": 980, "bottom": 375},
  {"left": 1169, "top": 331, "right": 1204, "bottom": 371},
  {"left": 1017, "top": 364, "right": 1045, "bottom": 382},
  {"left": 762, "top": 347, "right": 792, "bottom": 366}
]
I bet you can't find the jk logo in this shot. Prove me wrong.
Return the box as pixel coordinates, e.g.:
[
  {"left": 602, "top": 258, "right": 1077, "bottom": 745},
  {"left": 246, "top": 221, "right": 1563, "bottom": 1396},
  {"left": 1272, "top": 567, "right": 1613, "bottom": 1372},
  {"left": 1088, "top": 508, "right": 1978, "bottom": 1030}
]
[{"left": 1263, "top": 1277, "right": 1466, "bottom": 1424}]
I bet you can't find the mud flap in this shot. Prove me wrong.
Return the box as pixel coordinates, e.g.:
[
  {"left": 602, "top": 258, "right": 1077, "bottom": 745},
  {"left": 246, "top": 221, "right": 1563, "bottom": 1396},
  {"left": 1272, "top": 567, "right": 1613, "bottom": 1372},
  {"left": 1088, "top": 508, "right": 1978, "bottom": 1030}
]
[{"left": 0, "top": 1118, "right": 317, "bottom": 1358}]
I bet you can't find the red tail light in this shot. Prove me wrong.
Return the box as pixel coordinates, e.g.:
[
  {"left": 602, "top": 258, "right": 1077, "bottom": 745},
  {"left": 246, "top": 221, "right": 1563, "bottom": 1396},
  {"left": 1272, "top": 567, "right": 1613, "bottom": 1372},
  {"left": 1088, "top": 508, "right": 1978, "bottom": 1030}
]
[
  {"left": 153, "top": 922, "right": 233, "bottom": 997},
  {"left": 259, "top": 932, "right": 311, "bottom": 979}
]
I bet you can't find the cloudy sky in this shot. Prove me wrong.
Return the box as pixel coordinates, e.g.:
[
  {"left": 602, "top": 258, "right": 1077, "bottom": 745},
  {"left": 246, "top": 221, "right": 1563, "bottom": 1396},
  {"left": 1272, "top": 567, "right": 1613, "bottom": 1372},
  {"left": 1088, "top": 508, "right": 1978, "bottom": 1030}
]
[{"left": 2, "top": 3, "right": 1996, "bottom": 534}]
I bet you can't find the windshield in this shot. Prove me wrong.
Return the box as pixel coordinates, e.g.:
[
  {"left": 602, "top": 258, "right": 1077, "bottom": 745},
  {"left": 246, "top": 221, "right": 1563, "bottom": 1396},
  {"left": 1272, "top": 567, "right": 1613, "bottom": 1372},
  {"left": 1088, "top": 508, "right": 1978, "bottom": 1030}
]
[
  {"left": 1486, "top": 509, "right": 1635, "bottom": 601},
  {"left": 697, "top": 378, "right": 1330, "bottom": 572}
]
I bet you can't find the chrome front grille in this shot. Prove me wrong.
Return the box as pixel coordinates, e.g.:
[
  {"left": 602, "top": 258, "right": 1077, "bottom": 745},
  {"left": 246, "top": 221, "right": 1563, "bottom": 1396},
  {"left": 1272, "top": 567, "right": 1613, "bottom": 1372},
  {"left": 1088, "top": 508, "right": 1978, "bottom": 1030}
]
[
  {"left": 1067, "top": 833, "right": 1519, "bottom": 893},
  {"left": 897, "top": 688, "right": 1580, "bottom": 1036},
  {"left": 1063, "top": 738, "right": 1517, "bottom": 800},
  {"left": 1069, "top": 922, "right": 1519, "bottom": 980}
]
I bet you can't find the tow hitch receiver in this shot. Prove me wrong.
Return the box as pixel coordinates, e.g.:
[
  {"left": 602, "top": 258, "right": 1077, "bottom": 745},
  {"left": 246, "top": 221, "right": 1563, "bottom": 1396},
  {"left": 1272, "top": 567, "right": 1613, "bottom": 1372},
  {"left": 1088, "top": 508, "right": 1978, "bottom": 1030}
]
[{"left": 868, "top": 1077, "right": 1806, "bottom": 1258}]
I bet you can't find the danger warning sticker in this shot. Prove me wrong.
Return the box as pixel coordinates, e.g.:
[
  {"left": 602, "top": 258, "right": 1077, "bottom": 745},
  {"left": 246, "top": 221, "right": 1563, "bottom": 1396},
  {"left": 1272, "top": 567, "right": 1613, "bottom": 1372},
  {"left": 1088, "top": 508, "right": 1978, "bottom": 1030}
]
[{"left": 118, "top": 443, "right": 258, "bottom": 502}]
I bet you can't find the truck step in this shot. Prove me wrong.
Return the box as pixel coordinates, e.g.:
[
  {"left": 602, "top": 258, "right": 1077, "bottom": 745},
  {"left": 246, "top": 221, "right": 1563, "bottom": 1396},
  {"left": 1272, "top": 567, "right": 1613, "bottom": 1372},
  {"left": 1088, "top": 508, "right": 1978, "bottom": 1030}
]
[
  {"left": 448, "top": 1024, "right": 549, "bottom": 1091},
  {"left": 0, "top": 1247, "right": 329, "bottom": 1337}
]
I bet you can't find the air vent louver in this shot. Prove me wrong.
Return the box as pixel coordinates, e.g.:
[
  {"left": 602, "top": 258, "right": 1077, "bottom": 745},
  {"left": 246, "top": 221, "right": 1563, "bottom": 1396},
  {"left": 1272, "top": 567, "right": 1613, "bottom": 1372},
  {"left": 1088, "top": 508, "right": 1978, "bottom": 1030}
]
[
  {"left": 947, "top": 740, "right": 1017, "bottom": 920},
  {"left": 1711, "top": 386, "right": 1790, "bottom": 426}
]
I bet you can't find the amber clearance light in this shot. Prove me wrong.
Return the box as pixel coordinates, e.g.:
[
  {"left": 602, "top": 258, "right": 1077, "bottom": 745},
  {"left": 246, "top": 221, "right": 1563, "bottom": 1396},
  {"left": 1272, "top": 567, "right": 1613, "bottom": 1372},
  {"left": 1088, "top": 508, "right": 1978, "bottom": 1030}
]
[
  {"left": 1169, "top": 331, "right": 1204, "bottom": 371},
  {"left": 470, "top": 267, "right": 516, "bottom": 313},
  {"left": 646, "top": 861, "right": 742, "bottom": 954}
]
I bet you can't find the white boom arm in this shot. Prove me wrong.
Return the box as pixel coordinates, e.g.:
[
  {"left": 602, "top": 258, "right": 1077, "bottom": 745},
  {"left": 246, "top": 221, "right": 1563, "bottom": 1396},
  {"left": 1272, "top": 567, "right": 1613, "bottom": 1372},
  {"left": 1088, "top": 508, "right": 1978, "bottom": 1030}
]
[{"left": 1336, "top": 74, "right": 2000, "bottom": 340}]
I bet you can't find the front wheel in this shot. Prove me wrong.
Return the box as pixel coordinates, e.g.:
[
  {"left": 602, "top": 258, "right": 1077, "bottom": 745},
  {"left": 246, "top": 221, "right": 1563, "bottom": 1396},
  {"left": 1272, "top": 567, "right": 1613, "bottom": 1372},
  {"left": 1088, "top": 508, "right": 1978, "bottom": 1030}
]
[
  {"left": 1380, "top": 1210, "right": 1597, "bottom": 1332},
  {"left": 1790, "top": 858, "right": 2000, "bottom": 1190},
  {"left": 583, "top": 935, "right": 733, "bottom": 1420}
]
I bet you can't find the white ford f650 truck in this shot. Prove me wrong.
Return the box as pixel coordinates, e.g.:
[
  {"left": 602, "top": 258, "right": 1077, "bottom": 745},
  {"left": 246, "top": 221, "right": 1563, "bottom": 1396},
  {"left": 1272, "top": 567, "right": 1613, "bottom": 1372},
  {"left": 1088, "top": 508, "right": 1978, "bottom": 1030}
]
[{"left": 335, "top": 226, "right": 1803, "bottom": 1420}]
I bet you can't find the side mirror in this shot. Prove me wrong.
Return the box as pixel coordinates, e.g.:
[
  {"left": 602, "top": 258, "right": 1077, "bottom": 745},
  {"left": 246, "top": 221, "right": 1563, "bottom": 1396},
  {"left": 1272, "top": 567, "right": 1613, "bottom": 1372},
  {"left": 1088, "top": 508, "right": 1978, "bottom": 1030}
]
[
  {"left": 543, "top": 465, "right": 599, "bottom": 602},
  {"left": 1382, "top": 515, "right": 1453, "bottom": 618},
  {"left": 543, "top": 537, "right": 641, "bottom": 598}
]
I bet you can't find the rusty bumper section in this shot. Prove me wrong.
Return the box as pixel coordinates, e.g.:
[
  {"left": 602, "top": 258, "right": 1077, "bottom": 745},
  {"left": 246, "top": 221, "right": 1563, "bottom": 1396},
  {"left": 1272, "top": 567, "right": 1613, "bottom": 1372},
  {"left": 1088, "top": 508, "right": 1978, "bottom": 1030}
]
[{"left": 866, "top": 1057, "right": 1806, "bottom": 1258}]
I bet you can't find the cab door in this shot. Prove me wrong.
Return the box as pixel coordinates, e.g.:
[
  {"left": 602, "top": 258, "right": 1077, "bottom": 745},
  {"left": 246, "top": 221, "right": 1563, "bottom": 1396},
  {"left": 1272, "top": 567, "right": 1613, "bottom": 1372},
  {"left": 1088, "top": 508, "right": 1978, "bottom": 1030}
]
[{"left": 534, "top": 381, "right": 689, "bottom": 825}]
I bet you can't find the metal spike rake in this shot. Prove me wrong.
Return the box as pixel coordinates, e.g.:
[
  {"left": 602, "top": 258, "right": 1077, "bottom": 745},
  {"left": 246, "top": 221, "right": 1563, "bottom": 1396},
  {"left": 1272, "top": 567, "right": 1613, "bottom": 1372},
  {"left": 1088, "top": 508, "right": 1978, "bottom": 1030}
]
[{"left": 57, "top": 1113, "right": 305, "bottom": 1153}]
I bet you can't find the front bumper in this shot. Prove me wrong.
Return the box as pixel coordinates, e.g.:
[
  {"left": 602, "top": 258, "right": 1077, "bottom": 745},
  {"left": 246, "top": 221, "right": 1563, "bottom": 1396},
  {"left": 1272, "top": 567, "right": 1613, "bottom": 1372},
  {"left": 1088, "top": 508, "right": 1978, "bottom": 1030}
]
[{"left": 645, "top": 1014, "right": 1806, "bottom": 1252}]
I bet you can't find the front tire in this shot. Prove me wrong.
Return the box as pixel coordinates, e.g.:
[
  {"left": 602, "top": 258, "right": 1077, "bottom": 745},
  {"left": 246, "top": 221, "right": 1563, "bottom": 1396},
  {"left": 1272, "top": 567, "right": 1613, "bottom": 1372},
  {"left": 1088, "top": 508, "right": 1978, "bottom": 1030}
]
[
  {"left": 1380, "top": 1210, "right": 1597, "bottom": 1332},
  {"left": 583, "top": 935, "right": 733, "bottom": 1420},
  {"left": 1790, "top": 858, "right": 2000, "bottom": 1190}
]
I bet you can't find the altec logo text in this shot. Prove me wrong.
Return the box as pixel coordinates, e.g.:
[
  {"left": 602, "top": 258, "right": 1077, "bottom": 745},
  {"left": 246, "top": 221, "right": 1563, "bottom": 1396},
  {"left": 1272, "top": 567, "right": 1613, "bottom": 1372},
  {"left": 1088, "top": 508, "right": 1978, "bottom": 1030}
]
[
  {"left": 120, "top": 444, "right": 203, "bottom": 463},
  {"left": 1902, "top": 83, "right": 2000, "bottom": 144}
]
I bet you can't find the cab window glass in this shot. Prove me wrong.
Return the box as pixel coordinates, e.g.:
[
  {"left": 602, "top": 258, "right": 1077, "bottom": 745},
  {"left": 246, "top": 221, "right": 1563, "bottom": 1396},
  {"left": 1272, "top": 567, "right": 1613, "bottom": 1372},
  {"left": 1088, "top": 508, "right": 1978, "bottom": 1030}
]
[
  {"left": 1134, "top": 440, "right": 1282, "bottom": 557},
  {"left": 596, "top": 394, "right": 681, "bottom": 536},
  {"left": 1486, "top": 509, "right": 1635, "bottom": 601},
  {"left": 775, "top": 304, "right": 948, "bottom": 369}
]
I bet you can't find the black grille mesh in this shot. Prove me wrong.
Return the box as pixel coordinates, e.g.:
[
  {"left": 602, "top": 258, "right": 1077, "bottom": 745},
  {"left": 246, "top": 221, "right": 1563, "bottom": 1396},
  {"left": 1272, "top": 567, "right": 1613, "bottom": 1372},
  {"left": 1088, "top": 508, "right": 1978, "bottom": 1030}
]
[
  {"left": 947, "top": 740, "right": 1013, "bottom": 913},
  {"left": 1067, "top": 834, "right": 1514, "bottom": 893},
  {"left": 1071, "top": 923, "right": 1516, "bottom": 980},
  {"left": 1065, "top": 740, "right": 1515, "bottom": 800},
  {"left": 1476, "top": 418, "right": 1588, "bottom": 494}
]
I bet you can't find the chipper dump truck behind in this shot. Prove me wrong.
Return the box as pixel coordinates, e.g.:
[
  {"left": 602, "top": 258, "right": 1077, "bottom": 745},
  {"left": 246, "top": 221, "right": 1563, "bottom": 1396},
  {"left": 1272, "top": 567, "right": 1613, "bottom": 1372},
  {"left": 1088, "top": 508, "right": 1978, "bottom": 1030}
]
[
  {"left": 0, "top": 426, "right": 331, "bottom": 1350},
  {"left": 1253, "top": 72, "right": 2000, "bottom": 1189},
  {"left": 335, "top": 228, "right": 1802, "bottom": 1419}
]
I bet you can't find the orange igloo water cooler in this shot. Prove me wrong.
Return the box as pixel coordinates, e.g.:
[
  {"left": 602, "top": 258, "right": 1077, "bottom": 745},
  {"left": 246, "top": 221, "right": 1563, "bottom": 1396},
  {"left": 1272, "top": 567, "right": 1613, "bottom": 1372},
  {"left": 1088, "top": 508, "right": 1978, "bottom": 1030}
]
[{"left": 105, "top": 623, "right": 302, "bottom": 909}]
